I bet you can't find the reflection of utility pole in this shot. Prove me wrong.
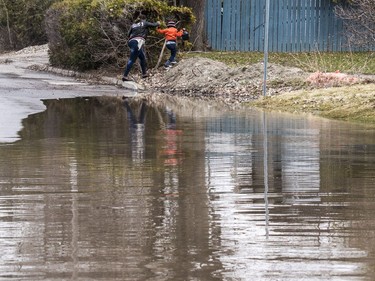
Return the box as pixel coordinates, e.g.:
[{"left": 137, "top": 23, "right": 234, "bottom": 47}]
[
  {"left": 263, "top": 112, "right": 269, "bottom": 239},
  {"left": 69, "top": 156, "right": 79, "bottom": 279}
]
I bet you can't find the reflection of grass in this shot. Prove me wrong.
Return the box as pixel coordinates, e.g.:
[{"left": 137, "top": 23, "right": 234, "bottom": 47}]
[{"left": 183, "top": 51, "right": 375, "bottom": 74}]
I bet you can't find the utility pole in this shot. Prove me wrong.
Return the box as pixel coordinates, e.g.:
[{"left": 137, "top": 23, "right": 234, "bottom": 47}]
[{"left": 263, "top": 0, "right": 270, "bottom": 96}]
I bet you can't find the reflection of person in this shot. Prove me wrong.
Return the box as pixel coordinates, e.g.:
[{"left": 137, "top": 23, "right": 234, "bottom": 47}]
[
  {"left": 160, "top": 107, "right": 183, "bottom": 166},
  {"left": 156, "top": 20, "right": 184, "bottom": 69},
  {"left": 166, "top": 108, "right": 176, "bottom": 127},
  {"left": 123, "top": 98, "right": 147, "bottom": 161},
  {"left": 122, "top": 15, "right": 160, "bottom": 82}
]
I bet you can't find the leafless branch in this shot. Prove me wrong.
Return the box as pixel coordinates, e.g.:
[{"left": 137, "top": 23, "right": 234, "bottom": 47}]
[{"left": 335, "top": 0, "right": 375, "bottom": 49}]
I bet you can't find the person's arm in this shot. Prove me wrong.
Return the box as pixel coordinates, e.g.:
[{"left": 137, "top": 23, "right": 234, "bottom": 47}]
[
  {"left": 176, "top": 29, "right": 184, "bottom": 37},
  {"left": 156, "top": 28, "right": 167, "bottom": 34},
  {"left": 144, "top": 21, "right": 160, "bottom": 28}
]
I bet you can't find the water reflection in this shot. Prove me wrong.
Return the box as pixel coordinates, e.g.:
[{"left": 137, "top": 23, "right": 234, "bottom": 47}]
[
  {"left": 123, "top": 98, "right": 147, "bottom": 163},
  {"left": 0, "top": 96, "right": 375, "bottom": 280}
]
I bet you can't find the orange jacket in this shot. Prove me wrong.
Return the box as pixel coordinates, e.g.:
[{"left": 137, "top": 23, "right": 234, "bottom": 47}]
[{"left": 156, "top": 27, "right": 183, "bottom": 41}]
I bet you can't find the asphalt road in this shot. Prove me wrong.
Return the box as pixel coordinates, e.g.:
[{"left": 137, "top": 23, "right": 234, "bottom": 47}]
[{"left": 0, "top": 57, "right": 125, "bottom": 143}]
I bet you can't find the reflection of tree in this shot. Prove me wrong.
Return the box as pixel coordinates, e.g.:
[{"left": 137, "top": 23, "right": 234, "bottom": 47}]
[
  {"left": 2, "top": 97, "right": 375, "bottom": 280},
  {"left": 19, "top": 96, "right": 128, "bottom": 141}
]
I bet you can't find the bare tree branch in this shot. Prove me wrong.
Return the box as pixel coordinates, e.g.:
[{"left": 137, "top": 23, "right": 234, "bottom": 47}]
[{"left": 335, "top": 0, "right": 375, "bottom": 49}]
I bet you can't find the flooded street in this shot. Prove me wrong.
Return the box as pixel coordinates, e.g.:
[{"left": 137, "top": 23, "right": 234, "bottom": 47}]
[{"left": 1, "top": 71, "right": 375, "bottom": 281}]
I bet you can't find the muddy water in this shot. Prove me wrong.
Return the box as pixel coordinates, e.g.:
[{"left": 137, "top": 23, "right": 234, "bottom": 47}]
[{"left": 0, "top": 96, "right": 375, "bottom": 281}]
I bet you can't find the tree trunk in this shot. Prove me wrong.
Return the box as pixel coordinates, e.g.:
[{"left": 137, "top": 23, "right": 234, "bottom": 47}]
[
  {"left": 179, "top": 0, "right": 206, "bottom": 50},
  {"left": 0, "top": 0, "right": 13, "bottom": 48}
]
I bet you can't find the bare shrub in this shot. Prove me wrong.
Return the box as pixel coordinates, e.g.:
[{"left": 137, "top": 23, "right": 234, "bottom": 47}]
[{"left": 335, "top": 0, "right": 375, "bottom": 49}]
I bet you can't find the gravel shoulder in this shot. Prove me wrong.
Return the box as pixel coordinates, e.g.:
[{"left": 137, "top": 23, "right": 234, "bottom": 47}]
[{"left": 1, "top": 44, "right": 375, "bottom": 123}]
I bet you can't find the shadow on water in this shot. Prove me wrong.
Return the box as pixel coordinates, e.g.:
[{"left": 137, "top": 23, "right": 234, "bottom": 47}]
[{"left": 0, "top": 96, "right": 375, "bottom": 280}]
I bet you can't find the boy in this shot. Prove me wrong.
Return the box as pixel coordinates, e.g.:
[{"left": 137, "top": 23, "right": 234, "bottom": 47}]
[
  {"left": 156, "top": 20, "right": 184, "bottom": 69},
  {"left": 122, "top": 15, "right": 160, "bottom": 82}
]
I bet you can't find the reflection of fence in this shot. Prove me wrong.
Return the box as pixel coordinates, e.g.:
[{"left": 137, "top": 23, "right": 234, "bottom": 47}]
[
  {"left": 205, "top": 0, "right": 373, "bottom": 52},
  {"left": 205, "top": 112, "right": 321, "bottom": 204}
]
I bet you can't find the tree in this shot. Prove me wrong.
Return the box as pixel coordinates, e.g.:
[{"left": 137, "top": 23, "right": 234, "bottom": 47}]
[
  {"left": 45, "top": 0, "right": 195, "bottom": 70},
  {"left": 0, "top": 0, "right": 13, "bottom": 48},
  {"left": 335, "top": 0, "right": 375, "bottom": 49},
  {"left": 177, "top": 0, "right": 206, "bottom": 50},
  {"left": 0, "top": 0, "right": 58, "bottom": 51}
]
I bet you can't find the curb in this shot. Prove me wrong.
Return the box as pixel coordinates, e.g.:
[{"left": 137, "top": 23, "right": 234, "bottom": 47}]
[{"left": 27, "top": 63, "right": 147, "bottom": 95}]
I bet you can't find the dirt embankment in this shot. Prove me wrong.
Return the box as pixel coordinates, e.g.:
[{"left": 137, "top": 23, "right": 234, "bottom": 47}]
[
  {"left": 146, "top": 57, "right": 375, "bottom": 123},
  {"left": 148, "top": 57, "right": 310, "bottom": 104}
]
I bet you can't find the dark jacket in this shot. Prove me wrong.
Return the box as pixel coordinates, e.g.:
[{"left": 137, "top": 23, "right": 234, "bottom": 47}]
[{"left": 128, "top": 20, "right": 159, "bottom": 40}]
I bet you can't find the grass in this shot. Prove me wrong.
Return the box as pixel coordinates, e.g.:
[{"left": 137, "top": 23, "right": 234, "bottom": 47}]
[
  {"left": 251, "top": 84, "right": 375, "bottom": 123},
  {"left": 183, "top": 51, "right": 375, "bottom": 74}
]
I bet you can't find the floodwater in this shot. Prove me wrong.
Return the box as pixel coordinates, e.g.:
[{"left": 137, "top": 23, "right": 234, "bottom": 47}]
[{"left": 1, "top": 91, "right": 375, "bottom": 280}]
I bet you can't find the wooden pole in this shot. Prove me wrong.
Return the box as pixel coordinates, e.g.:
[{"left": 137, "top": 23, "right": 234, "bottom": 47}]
[{"left": 155, "top": 40, "right": 167, "bottom": 69}]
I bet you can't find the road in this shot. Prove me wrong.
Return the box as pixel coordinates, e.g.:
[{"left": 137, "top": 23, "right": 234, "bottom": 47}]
[{"left": 0, "top": 49, "right": 126, "bottom": 142}]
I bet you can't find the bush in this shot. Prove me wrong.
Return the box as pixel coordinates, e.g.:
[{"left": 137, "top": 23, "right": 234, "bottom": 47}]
[
  {"left": 45, "top": 0, "right": 195, "bottom": 71},
  {"left": 335, "top": 0, "right": 375, "bottom": 49}
]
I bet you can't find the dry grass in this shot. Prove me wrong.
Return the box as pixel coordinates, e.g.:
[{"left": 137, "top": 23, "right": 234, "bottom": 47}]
[
  {"left": 183, "top": 51, "right": 375, "bottom": 75},
  {"left": 251, "top": 84, "right": 375, "bottom": 123}
]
